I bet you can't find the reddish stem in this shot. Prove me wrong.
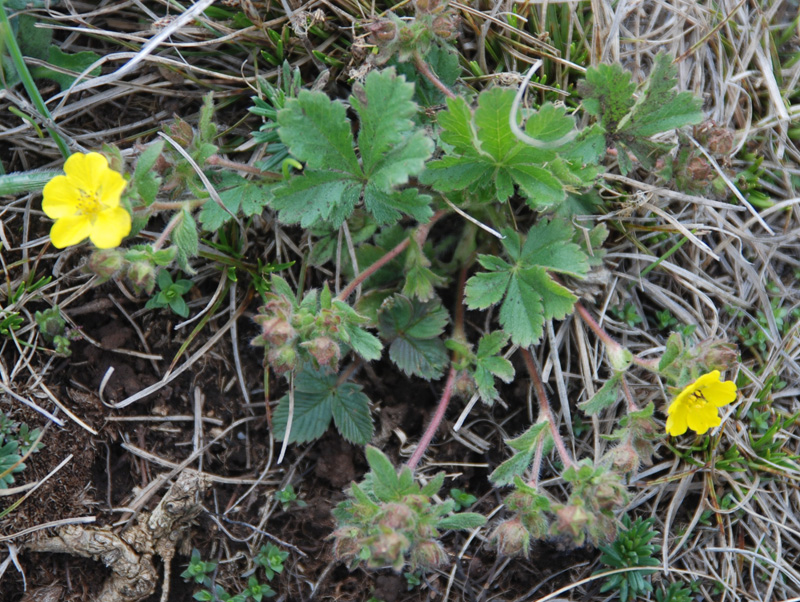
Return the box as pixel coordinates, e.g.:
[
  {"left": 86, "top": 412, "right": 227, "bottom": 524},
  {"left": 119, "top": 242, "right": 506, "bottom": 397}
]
[
  {"left": 520, "top": 348, "right": 575, "bottom": 469},
  {"left": 336, "top": 210, "right": 447, "bottom": 302},
  {"left": 412, "top": 52, "right": 457, "bottom": 100},
  {"left": 206, "top": 154, "right": 281, "bottom": 178},
  {"left": 620, "top": 376, "right": 640, "bottom": 412},
  {"left": 574, "top": 302, "right": 660, "bottom": 372},
  {"left": 407, "top": 366, "right": 457, "bottom": 471}
]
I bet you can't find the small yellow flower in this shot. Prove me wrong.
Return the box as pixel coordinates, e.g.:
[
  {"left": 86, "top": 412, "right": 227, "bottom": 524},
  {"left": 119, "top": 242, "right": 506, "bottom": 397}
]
[
  {"left": 42, "top": 152, "right": 130, "bottom": 249},
  {"left": 665, "top": 370, "right": 737, "bottom": 436}
]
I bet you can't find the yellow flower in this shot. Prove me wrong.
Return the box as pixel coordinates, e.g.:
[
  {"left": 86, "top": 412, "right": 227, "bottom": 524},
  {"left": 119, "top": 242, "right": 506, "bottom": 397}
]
[
  {"left": 665, "top": 370, "right": 737, "bottom": 436},
  {"left": 42, "top": 152, "right": 130, "bottom": 249}
]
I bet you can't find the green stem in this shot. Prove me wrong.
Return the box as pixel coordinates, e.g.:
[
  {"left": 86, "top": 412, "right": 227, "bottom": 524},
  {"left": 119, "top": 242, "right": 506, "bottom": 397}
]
[{"left": 0, "top": 1, "right": 70, "bottom": 159}]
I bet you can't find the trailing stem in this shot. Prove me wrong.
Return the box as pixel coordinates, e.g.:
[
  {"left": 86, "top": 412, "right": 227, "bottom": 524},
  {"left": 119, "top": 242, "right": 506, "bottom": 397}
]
[
  {"left": 406, "top": 263, "right": 468, "bottom": 471},
  {"left": 337, "top": 209, "right": 447, "bottom": 302},
  {"left": 412, "top": 52, "right": 457, "bottom": 100},
  {"left": 520, "top": 348, "right": 575, "bottom": 469},
  {"left": 574, "top": 302, "right": 660, "bottom": 372}
]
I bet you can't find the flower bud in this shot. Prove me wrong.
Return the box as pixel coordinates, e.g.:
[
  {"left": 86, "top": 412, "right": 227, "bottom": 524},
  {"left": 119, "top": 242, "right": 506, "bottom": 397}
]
[
  {"left": 366, "top": 19, "right": 397, "bottom": 44},
  {"left": 379, "top": 502, "right": 416, "bottom": 531},
  {"left": 432, "top": 14, "right": 460, "bottom": 39},
  {"left": 329, "top": 527, "right": 360, "bottom": 559},
  {"left": 302, "top": 336, "right": 340, "bottom": 369},
  {"left": 88, "top": 249, "right": 124, "bottom": 280},
  {"left": 554, "top": 504, "right": 590, "bottom": 543},
  {"left": 686, "top": 156, "right": 712, "bottom": 183},
  {"left": 127, "top": 260, "right": 156, "bottom": 295},
  {"left": 267, "top": 344, "right": 297, "bottom": 375},
  {"left": 603, "top": 442, "right": 640, "bottom": 473},
  {"left": 491, "top": 517, "right": 530, "bottom": 557},
  {"left": 410, "top": 540, "right": 448, "bottom": 570},
  {"left": 699, "top": 340, "right": 738, "bottom": 372},
  {"left": 254, "top": 315, "right": 296, "bottom": 347},
  {"left": 706, "top": 128, "right": 735, "bottom": 155},
  {"left": 368, "top": 530, "right": 410, "bottom": 571}
]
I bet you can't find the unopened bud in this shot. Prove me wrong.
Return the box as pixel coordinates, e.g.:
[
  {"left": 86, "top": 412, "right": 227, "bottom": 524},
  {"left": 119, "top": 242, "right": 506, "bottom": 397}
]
[
  {"left": 410, "top": 540, "right": 448, "bottom": 569},
  {"left": 700, "top": 340, "right": 738, "bottom": 372},
  {"left": 88, "top": 249, "right": 124, "bottom": 280},
  {"left": 491, "top": 517, "right": 530, "bottom": 557},
  {"left": 267, "top": 345, "right": 297, "bottom": 375},
  {"left": 127, "top": 260, "right": 156, "bottom": 295},
  {"left": 303, "top": 336, "right": 340, "bottom": 369},
  {"left": 254, "top": 315, "right": 296, "bottom": 347},
  {"left": 379, "top": 502, "right": 415, "bottom": 531},
  {"left": 603, "top": 442, "right": 640, "bottom": 473},
  {"left": 686, "top": 156, "right": 712, "bottom": 182},
  {"left": 366, "top": 19, "right": 397, "bottom": 44},
  {"left": 554, "top": 504, "right": 590, "bottom": 543},
  {"left": 369, "top": 530, "right": 409, "bottom": 571},
  {"left": 432, "top": 14, "right": 459, "bottom": 39}
]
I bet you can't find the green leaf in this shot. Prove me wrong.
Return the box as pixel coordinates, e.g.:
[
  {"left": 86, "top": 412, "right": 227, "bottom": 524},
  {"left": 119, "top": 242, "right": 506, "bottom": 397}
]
[
  {"left": 273, "top": 68, "right": 433, "bottom": 228},
  {"left": 436, "top": 512, "right": 486, "bottom": 531},
  {"left": 365, "top": 446, "right": 401, "bottom": 502},
  {"left": 31, "top": 46, "right": 102, "bottom": 90},
  {"left": 472, "top": 332, "right": 514, "bottom": 403},
  {"left": 618, "top": 53, "right": 704, "bottom": 138},
  {"left": 274, "top": 368, "right": 374, "bottom": 444},
  {"left": 173, "top": 209, "right": 199, "bottom": 272},
  {"left": 378, "top": 295, "right": 449, "bottom": 380},
  {"left": 578, "top": 63, "right": 636, "bottom": 132},
  {"left": 270, "top": 170, "right": 361, "bottom": 229},
  {"left": 331, "top": 383, "right": 374, "bottom": 445},
  {"left": 422, "top": 89, "right": 595, "bottom": 209},
  {"left": 132, "top": 141, "right": 164, "bottom": 207},
  {"left": 490, "top": 421, "right": 552, "bottom": 486},
  {"left": 465, "top": 220, "right": 588, "bottom": 346},
  {"left": 277, "top": 90, "right": 360, "bottom": 173},
  {"left": 420, "top": 472, "right": 445, "bottom": 496},
  {"left": 199, "top": 174, "right": 273, "bottom": 230},
  {"left": 340, "top": 322, "right": 383, "bottom": 362},
  {"left": 578, "top": 374, "right": 622, "bottom": 416}
]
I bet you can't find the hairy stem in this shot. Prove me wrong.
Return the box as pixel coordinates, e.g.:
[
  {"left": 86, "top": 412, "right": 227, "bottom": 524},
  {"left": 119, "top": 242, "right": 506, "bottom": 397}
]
[
  {"left": 337, "top": 210, "right": 446, "bottom": 302},
  {"left": 520, "top": 348, "right": 575, "bottom": 469},
  {"left": 574, "top": 302, "right": 660, "bottom": 371},
  {"left": 412, "top": 52, "right": 457, "bottom": 100},
  {"left": 407, "top": 365, "right": 457, "bottom": 471},
  {"left": 206, "top": 154, "right": 281, "bottom": 178},
  {"left": 151, "top": 211, "right": 184, "bottom": 251}
]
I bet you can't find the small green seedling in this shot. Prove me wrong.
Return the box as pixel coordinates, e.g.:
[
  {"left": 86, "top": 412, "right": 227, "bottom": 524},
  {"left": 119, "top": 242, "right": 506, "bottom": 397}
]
[
  {"left": 274, "top": 484, "right": 306, "bottom": 510},
  {"left": 145, "top": 269, "right": 194, "bottom": 318},
  {"left": 449, "top": 488, "right": 477, "bottom": 511}
]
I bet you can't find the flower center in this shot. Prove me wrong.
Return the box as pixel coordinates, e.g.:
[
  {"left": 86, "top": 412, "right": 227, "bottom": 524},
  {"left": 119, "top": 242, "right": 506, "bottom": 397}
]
[
  {"left": 75, "top": 189, "right": 104, "bottom": 218},
  {"left": 688, "top": 390, "right": 707, "bottom": 409}
]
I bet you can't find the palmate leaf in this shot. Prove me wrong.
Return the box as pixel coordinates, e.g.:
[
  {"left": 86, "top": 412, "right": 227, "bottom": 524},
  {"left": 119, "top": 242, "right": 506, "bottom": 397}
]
[
  {"left": 378, "top": 294, "right": 449, "bottom": 380},
  {"left": 421, "top": 88, "right": 603, "bottom": 209},
  {"left": 273, "top": 68, "right": 434, "bottom": 228},
  {"left": 580, "top": 53, "right": 703, "bottom": 174},
  {"left": 473, "top": 331, "right": 514, "bottom": 403},
  {"left": 274, "top": 367, "right": 373, "bottom": 444},
  {"left": 465, "top": 219, "right": 589, "bottom": 347}
]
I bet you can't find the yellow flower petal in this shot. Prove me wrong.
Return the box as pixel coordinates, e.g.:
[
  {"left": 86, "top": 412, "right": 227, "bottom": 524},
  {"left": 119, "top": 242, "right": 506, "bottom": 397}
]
[
  {"left": 686, "top": 404, "right": 721, "bottom": 435},
  {"left": 42, "top": 175, "right": 80, "bottom": 218},
  {"left": 97, "top": 168, "right": 127, "bottom": 208},
  {"left": 705, "top": 380, "right": 737, "bottom": 407},
  {"left": 50, "top": 215, "right": 92, "bottom": 248},
  {"left": 89, "top": 207, "right": 131, "bottom": 249},
  {"left": 63, "top": 152, "right": 108, "bottom": 192},
  {"left": 665, "top": 408, "right": 688, "bottom": 437}
]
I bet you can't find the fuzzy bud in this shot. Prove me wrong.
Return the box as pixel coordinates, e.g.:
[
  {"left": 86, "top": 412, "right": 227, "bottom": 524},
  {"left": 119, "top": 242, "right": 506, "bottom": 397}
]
[
  {"left": 88, "top": 249, "right": 124, "bottom": 280},
  {"left": 554, "top": 504, "right": 590, "bottom": 543},
  {"left": 491, "top": 517, "right": 530, "bottom": 557},
  {"left": 329, "top": 527, "right": 361, "bottom": 560},
  {"left": 410, "top": 540, "right": 448, "bottom": 570},
  {"left": 685, "top": 156, "right": 712, "bottom": 183},
  {"left": 267, "top": 344, "right": 297, "bottom": 375},
  {"left": 368, "top": 530, "right": 410, "bottom": 571},
  {"left": 379, "top": 502, "right": 416, "bottom": 532},
  {"left": 254, "top": 315, "right": 296, "bottom": 347},
  {"left": 706, "top": 128, "right": 735, "bottom": 155},
  {"left": 699, "top": 340, "right": 739, "bottom": 372},
  {"left": 366, "top": 19, "right": 397, "bottom": 44},
  {"left": 303, "top": 336, "right": 340, "bottom": 369},
  {"left": 432, "top": 14, "right": 460, "bottom": 39},
  {"left": 127, "top": 260, "right": 156, "bottom": 295},
  {"left": 603, "top": 442, "right": 640, "bottom": 473}
]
